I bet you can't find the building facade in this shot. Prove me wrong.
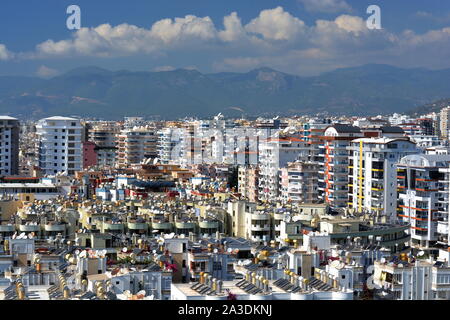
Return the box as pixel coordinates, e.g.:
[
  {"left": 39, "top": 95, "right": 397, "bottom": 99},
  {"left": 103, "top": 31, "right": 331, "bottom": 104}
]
[{"left": 36, "top": 116, "right": 82, "bottom": 176}]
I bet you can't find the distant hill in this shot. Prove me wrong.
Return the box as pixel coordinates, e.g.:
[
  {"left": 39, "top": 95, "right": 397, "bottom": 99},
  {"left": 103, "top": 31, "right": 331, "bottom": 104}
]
[
  {"left": 408, "top": 98, "right": 450, "bottom": 116},
  {"left": 1, "top": 64, "right": 450, "bottom": 119}
]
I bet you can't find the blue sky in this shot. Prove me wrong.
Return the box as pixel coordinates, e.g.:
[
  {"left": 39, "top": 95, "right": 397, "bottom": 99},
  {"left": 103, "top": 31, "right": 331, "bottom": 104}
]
[{"left": 1, "top": 0, "right": 450, "bottom": 76}]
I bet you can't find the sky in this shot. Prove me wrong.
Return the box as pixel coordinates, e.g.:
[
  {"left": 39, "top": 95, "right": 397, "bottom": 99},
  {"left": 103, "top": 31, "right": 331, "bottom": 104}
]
[{"left": 0, "top": 0, "right": 450, "bottom": 77}]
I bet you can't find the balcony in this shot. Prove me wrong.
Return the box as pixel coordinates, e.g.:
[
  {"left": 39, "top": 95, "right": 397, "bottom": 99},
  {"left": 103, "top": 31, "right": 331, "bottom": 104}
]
[
  {"left": 199, "top": 221, "right": 219, "bottom": 229},
  {"left": 175, "top": 222, "right": 196, "bottom": 230},
  {"left": 438, "top": 221, "right": 448, "bottom": 235},
  {"left": 44, "top": 224, "right": 66, "bottom": 232},
  {"left": 250, "top": 213, "right": 270, "bottom": 220},
  {"left": 0, "top": 225, "right": 15, "bottom": 232},
  {"left": 128, "top": 222, "right": 148, "bottom": 230},
  {"left": 251, "top": 224, "right": 270, "bottom": 231},
  {"left": 152, "top": 222, "right": 173, "bottom": 230},
  {"left": 104, "top": 222, "right": 124, "bottom": 231},
  {"left": 274, "top": 213, "right": 285, "bottom": 221},
  {"left": 19, "top": 224, "right": 40, "bottom": 232}
]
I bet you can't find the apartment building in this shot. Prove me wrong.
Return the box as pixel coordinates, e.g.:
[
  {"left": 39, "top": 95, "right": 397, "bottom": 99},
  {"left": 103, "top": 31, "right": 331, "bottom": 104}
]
[
  {"left": 374, "top": 259, "right": 450, "bottom": 300},
  {"left": 36, "top": 116, "right": 82, "bottom": 176},
  {"left": 0, "top": 116, "right": 19, "bottom": 176},
  {"left": 157, "top": 127, "right": 185, "bottom": 165},
  {"left": 117, "top": 126, "right": 158, "bottom": 167},
  {"left": 319, "top": 125, "right": 364, "bottom": 208},
  {"left": 227, "top": 201, "right": 271, "bottom": 242},
  {"left": 397, "top": 154, "right": 450, "bottom": 248},
  {"left": 258, "top": 134, "right": 306, "bottom": 202},
  {"left": 279, "top": 161, "right": 319, "bottom": 204},
  {"left": 348, "top": 138, "right": 419, "bottom": 220},
  {"left": 238, "top": 166, "right": 259, "bottom": 202},
  {"left": 440, "top": 106, "right": 450, "bottom": 139},
  {"left": 88, "top": 122, "right": 120, "bottom": 168}
]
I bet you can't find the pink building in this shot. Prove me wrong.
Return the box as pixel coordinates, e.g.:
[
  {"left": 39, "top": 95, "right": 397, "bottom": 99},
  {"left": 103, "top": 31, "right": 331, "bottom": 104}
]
[{"left": 83, "top": 141, "right": 97, "bottom": 169}]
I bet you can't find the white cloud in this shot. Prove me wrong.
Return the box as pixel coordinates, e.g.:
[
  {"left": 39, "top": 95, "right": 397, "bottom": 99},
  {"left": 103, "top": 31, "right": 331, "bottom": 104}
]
[
  {"left": 35, "top": 15, "right": 218, "bottom": 58},
  {"left": 334, "top": 15, "right": 366, "bottom": 33},
  {"left": 36, "top": 65, "right": 60, "bottom": 78},
  {"left": 218, "top": 12, "right": 246, "bottom": 42},
  {"left": 0, "top": 44, "right": 13, "bottom": 60},
  {"left": 151, "top": 15, "right": 216, "bottom": 44},
  {"left": 414, "top": 11, "right": 450, "bottom": 24},
  {"left": 245, "top": 7, "right": 306, "bottom": 41},
  {"left": 153, "top": 65, "right": 176, "bottom": 72},
  {"left": 1, "top": 7, "right": 449, "bottom": 76},
  {"left": 298, "top": 0, "right": 352, "bottom": 13}
]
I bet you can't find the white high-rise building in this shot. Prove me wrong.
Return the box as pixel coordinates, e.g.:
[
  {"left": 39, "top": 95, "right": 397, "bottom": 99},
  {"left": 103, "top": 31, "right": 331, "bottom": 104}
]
[
  {"left": 36, "top": 116, "right": 82, "bottom": 176},
  {"left": 0, "top": 116, "right": 20, "bottom": 176},
  {"left": 117, "top": 126, "right": 158, "bottom": 167},
  {"left": 439, "top": 106, "right": 450, "bottom": 139},
  {"left": 258, "top": 133, "right": 306, "bottom": 202},
  {"left": 348, "top": 137, "right": 419, "bottom": 220},
  {"left": 397, "top": 154, "right": 450, "bottom": 248},
  {"left": 319, "top": 124, "right": 364, "bottom": 209}
]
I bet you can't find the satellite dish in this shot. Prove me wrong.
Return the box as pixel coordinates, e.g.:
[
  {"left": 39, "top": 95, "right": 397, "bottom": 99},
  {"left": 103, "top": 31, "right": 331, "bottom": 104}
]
[
  {"left": 243, "top": 260, "right": 252, "bottom": 266},
  {"left": 75, "top": 250, "right": 80, "bottom": 255},
  {"left": 418, "top": 251, "right": 425, "bottom": 257},
  {"left": 213, "top": 248, "right": 218, "bottom": 254},
  {"left": 137, "top": 290, "right": 146, "bottom": 296},
  {"left": 380, "top": 257, "right": 386, "bottom": 264},
  {"left": 227, "top": 248, "right": 232, "bottom": 253},
  {"left": 164, "top": 233, "right": 175, "bottom": 239},
  {"left": 122, "top": 247, "right": 128, "bottom": 253},
  {"left": 330, "top": 260, "right": 341, "bottom": 269}
]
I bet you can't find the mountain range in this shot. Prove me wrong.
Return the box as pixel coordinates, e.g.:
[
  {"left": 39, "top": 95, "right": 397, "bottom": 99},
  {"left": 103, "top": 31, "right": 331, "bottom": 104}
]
[{"left": 0, "top": 64, "right": 449, "bottom": 119}]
